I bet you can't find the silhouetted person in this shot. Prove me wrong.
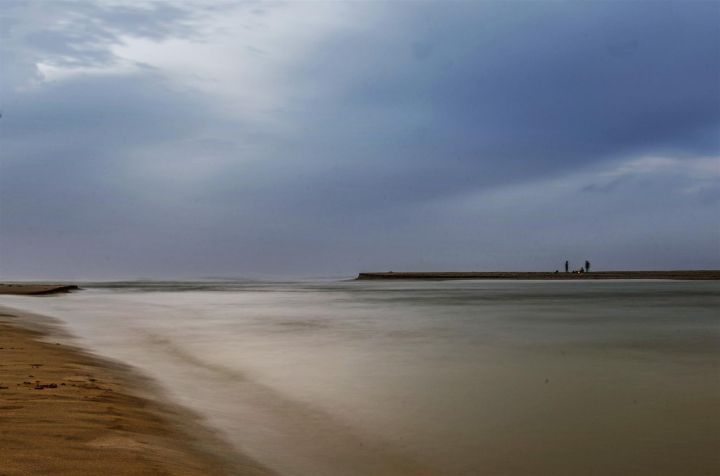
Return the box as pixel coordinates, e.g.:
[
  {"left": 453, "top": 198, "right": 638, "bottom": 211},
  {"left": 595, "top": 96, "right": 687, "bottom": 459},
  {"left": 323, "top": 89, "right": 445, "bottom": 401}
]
[
  {"left": 585, "top": 260, "right": 591, "bottom": 272},
  {"left": 565, "top": 260, "right": 569, "bottom": 273}
]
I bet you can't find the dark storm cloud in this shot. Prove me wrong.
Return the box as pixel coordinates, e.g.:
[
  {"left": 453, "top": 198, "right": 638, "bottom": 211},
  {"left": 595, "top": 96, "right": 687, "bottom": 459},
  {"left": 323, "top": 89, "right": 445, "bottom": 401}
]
[
  {"left": 0, "top": 1, "right": 718, "bottom": 279},
  {"left": 276, "top": 1, "right": 719, "bottom": 208}
]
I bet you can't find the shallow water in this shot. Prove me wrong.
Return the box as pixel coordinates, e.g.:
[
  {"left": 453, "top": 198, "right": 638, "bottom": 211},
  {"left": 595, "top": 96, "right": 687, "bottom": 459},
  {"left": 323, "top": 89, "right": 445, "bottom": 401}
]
[{"left": 3, "top": 280, "right": 719, "bottom": 475}]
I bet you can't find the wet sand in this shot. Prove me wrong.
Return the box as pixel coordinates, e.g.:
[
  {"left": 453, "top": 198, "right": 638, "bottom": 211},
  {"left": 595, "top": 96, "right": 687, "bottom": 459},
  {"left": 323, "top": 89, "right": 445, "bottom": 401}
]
[{"left": 0, "top": 305, "right": 273, "bottom": 476}]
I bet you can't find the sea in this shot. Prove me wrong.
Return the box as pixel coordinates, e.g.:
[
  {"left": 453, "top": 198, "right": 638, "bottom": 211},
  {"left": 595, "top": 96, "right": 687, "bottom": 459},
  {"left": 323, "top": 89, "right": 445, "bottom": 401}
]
[{"left": 2, "top": 279, "right": 719, "bottom": 476}]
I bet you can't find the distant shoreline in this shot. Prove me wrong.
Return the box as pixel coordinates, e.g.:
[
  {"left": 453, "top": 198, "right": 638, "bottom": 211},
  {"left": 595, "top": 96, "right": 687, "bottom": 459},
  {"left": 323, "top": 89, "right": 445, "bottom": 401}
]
[
  {"left": 357, "top": 270, "right": 720, "bottom": 280},
  {"left": 0, "top": 284, "right": 80, "bottom": 295}
]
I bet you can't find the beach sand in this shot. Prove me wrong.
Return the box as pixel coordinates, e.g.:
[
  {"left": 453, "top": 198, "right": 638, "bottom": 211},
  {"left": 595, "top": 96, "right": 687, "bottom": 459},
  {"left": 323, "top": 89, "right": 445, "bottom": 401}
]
[{"left": 0, "top": 305, "right": 273, "bottom": 476}]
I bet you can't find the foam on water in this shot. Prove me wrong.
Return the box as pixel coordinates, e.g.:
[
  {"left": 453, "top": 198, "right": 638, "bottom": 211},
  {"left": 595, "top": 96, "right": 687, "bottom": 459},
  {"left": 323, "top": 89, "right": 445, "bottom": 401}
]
[{"left": 2, "top": 280, "right": 719, "bottom": 475}]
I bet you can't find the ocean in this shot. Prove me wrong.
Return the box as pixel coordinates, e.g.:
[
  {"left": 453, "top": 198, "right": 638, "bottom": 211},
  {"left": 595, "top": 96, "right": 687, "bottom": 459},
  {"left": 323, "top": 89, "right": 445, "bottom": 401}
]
[{"left": 2, "top": 279, "right": 719, "bottom": 475}]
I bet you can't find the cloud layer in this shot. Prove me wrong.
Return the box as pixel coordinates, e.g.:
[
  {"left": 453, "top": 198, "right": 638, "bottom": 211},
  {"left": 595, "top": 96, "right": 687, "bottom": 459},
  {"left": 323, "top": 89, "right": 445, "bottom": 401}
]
[{"left": 1, "top": 1, "right": 718, "bottom": 279}]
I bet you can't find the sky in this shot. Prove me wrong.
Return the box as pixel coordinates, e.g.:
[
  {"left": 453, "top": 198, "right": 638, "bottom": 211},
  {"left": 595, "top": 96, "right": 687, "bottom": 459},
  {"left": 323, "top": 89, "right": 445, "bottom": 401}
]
[{"left": 0, "top": 0, "right": 719, "bottom": 280}]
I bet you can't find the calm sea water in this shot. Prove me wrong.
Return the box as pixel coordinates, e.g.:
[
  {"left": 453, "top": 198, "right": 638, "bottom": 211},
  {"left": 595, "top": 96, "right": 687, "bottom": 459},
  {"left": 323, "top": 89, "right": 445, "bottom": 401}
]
[{"left": 2, "top": 280, "right": 719, "bottom": 475}]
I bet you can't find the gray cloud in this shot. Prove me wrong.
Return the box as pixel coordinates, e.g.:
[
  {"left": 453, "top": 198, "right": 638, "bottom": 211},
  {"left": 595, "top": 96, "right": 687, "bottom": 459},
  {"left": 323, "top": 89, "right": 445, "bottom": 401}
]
[
  {"left": 0, "top": 0, "right": 214, "bottom": 88},
  {"left": 0, "top": 1, "right": 718, "bottom": 279}
]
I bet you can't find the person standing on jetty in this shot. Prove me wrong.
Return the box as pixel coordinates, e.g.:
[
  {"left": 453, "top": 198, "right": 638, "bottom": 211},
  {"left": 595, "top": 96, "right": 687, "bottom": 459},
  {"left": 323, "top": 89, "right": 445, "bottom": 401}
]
[
  {"left": 565, "top": 260, "right": 569, "bottom": 273},
  {"left": 585, "top": 260, "right": 591, "bottom": 272}
]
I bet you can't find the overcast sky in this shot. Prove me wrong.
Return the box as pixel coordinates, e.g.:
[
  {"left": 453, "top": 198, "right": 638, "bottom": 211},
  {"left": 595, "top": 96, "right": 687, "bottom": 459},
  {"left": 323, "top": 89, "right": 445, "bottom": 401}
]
[{"left": 1, "top": 0, "right": 718, "bottom": 280}]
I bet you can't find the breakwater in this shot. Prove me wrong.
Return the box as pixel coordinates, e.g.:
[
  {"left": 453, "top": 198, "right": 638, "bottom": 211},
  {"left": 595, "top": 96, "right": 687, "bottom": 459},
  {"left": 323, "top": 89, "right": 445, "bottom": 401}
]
[
  {"left": 357, "top": 270, "right": 720, "bottom": 280},
  {"left": 0, "top": 284, "right": 80, "bottom": 295}
]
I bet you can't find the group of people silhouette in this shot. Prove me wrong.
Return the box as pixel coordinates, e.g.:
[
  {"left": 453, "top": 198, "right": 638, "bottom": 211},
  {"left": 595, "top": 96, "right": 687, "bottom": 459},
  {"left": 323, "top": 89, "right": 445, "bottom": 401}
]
[{"left": 563, "top": 260, "right": 591, "bottom": 273}]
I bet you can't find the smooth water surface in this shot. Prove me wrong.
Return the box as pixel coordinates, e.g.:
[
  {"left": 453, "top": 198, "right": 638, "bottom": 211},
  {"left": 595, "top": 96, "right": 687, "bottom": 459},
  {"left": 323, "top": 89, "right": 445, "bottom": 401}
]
[{"left": 3, "top": 280, "right": 719, "bottom": 475}]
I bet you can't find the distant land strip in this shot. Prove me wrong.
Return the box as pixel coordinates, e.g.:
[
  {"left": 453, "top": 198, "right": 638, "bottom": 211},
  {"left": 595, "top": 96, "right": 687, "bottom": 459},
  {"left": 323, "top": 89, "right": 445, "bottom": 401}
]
[
  {"left": 356, "top": 270, "right": 720, "bottom": 280},
  {"left": 0, "top": 284, "right": 80, "bottom": 295}
]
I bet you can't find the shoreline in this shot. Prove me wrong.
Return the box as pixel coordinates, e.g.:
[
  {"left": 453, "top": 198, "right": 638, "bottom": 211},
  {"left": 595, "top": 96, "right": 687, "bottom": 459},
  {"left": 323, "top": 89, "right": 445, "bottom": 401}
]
[
  {"left": 0, "top": 284, "right": 81, "bottom": 295},
  {"left": 357, "top": 270, "right": 720, "bottom": 280},
  {"left": 0, "top": 304, "right": 274, "bottom": 476}
]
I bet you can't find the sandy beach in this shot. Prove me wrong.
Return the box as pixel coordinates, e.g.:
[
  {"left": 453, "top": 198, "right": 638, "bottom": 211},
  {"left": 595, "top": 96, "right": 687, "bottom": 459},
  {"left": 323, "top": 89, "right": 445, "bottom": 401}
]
[{"left": 0, "top": 304, "right": 273, "bottom": 476}]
